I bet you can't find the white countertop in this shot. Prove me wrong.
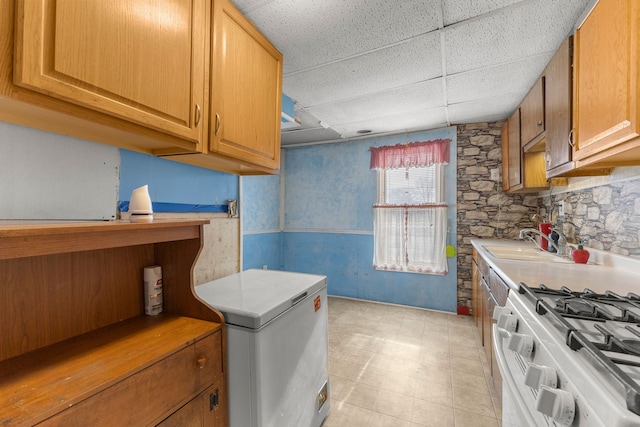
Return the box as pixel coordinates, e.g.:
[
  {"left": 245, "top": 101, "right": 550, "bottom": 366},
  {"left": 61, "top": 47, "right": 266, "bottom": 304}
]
[{"left": 471, "top": 239, "right": 640, "bottom": 296}]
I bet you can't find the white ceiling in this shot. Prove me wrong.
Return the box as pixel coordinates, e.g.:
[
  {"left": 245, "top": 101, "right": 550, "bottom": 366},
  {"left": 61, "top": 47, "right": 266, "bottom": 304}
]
[{"left": 232, "top": 0, "right": 594, "bottom": 146}]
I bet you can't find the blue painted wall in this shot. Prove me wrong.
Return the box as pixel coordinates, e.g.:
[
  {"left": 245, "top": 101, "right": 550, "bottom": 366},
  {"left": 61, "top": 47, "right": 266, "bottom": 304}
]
[
  {"left": 281, "top": 128, "right": 458, "bottom": 312},
  {"left": 119, "top": 150, "right": 238, "bottom": 205},
  {"left": 241, "top": 172, "right": 283, "bottom": 270},
  {"left": 120, "top": 129, "right": 458, "bottom": 313}
]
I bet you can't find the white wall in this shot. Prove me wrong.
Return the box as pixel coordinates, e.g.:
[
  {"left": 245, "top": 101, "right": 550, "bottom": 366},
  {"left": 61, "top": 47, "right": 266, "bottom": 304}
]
[{"left": 0, "top": 122, "right": 119, "bottom": 220}]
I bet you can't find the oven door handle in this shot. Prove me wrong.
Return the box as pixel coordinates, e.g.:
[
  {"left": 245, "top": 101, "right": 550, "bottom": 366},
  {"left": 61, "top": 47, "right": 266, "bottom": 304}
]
[{"left": 492, "top": 324, "right": 539, "bottom": 427}]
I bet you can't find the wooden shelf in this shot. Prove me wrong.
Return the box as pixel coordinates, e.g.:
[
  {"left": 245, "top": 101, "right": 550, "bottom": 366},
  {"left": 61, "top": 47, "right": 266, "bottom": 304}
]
[
  {"left": 0, "top": 315, "right": 222, "bottom": 426},
  {"left": 0, "top": 219, "right": 228, "bottom": 426},
  {"left": 0, "top": 219, "right": 207, "bottom": 260}
]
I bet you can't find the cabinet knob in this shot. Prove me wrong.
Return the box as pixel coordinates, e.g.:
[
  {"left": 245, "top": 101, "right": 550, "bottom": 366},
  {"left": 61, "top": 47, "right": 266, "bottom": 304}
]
[
  {"left": 537, "top": 120, "right": 543, "bottom": 126},
  {"left": 197, "top": 357, "right": 207, "bottom": 369}
]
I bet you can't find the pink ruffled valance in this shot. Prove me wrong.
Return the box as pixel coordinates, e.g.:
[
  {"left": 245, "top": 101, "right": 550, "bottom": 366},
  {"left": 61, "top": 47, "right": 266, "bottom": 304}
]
[{"left": 369, "top": 139, "right": 450, "bottom": 169}]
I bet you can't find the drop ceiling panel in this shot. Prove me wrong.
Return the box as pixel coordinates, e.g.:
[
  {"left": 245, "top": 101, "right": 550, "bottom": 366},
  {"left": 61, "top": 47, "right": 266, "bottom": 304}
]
[
  {"left": 331, "top": 107, "right": 449, "bottom": 138},
  {"left": 229, "top": 0, "right": 595, "bottom": 146},
  {"left": 447, "top": 91, "right": 526, "bottom": 124},
  {"left": 283, "top": 32, "right": 442, "bottom": 107},
  {"left": 281, "top": 127, "right": 342, "bottom": 146},
  {"left": 444, "top": 0, "right": 589, "bottom": 75},
  {"left": 306, "top": 79, "right": 444, "bottom": 125},
  {"left": 446, "top": 53, "right": 552, "bottom": 104},
  {"left": 242, "top": 0, "right": 443, "bottom": 73},
  {"left": 442, "top": 0, "right": 524, "bottom": 25}
]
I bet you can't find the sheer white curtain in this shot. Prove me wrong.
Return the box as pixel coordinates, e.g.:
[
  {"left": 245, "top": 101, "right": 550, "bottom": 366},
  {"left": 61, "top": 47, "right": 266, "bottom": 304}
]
[
  {"left": 373, "top": 207, "right": 406, "bottom": 270},
  {"left": 371, "top": 139, "right": 450, "bottom": 275},
  {"left": 405, "top": 206, "right": 448, "bottom": 273}
]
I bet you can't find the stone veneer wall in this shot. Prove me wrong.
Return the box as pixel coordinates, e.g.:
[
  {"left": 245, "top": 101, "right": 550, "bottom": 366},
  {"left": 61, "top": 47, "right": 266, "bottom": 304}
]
[
  {"left": 456, "top": 122, "right": 539, "bottom": 309},
  {"left": 540, "top": 179, "right": 640, "bottom": 259},
  {"left": 456, "top": 122, "right": 640, "bottom": 310}
]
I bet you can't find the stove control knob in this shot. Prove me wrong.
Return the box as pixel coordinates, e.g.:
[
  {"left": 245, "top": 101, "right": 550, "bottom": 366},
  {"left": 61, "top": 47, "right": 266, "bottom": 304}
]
[
  {"left": 525, "top": 364, "right": 557, "bottom": 389},
  {"left": 507, "top": 332, "right": 534, "bottom": 357},
  {"left": 497, "top": 313, "right": 518, "bottom": 332},
  {"left": 492, "top": 306, "right": 512, "bottom": 321},
  {"left": 536, "top": 385, "right": 575, "bottom": 426}
]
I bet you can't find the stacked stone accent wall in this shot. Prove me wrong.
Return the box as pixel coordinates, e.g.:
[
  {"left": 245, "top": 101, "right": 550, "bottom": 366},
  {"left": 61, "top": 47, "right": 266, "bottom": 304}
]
[
  {"left": 456, "top": 122, "right": 539, "bottom": 309},
  {"left": 455, "top": 123, "right": 640, "bottom": 310},
  {"left": 541, "top": 180, "right": 640, "bottom": 258}
]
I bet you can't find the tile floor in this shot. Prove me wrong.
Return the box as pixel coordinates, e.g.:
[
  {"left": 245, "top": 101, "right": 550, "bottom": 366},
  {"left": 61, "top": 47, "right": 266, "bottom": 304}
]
[{"left": 324, "top": 296, "right": 501, "bottom": 427}]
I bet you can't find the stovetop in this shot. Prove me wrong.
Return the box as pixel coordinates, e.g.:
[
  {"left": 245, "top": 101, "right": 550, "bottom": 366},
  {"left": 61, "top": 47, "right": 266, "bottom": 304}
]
[{"left": 519, "top": 283, "right": 640, "bottom": 416}]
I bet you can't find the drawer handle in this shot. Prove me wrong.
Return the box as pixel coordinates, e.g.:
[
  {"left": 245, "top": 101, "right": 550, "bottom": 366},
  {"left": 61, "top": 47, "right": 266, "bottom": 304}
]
[{"left": 197, "top": 357, "right": 207, "bottom": 369}]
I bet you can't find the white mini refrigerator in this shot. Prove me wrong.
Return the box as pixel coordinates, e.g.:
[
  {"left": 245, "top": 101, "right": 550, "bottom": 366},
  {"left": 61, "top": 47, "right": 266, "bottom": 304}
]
[{"left": 195, "top": 269, "right": 330, "bottom": 427}]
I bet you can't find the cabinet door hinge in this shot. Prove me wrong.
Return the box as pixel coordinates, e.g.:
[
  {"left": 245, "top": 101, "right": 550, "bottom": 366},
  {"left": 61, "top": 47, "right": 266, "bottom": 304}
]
[{"left": 209, "top": 388, "right": 220, "bottom": 411}]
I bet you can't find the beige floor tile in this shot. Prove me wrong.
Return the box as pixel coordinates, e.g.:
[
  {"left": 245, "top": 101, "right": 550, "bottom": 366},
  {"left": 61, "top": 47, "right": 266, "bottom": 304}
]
[
  {"left": 325, "top": 297, "right": 496, "bottom": 427},
  {"left": 329, "top": 357, "right": 367, "bottom": 382},
  {"left": 450, "top": 355, "right": 485, "bottom": 377},
  {"left": 323, "top": 402, "right": 375, "bottom": 427},
  {"left": 415, "top": 378, "right": 454, "bottom": 407},
  {"left": 341, "top": 382, "right": 383, "bottom": 410},
  {"left": 373, "top": 389, "right": 414, "bottom": 421},
  {"left": 452, "top": 386, "right": 497, "bottom": 418},
  {"left": 367, "top": 412, "right": 417, "bottom": 427},
  {"left": 411, "top": 399, "right": 455, "bottom": 426},
  {"left": 454, "top": 408, "right": 500, "bottom": 427},
  {"left": 451, "top": 370, "right": 490, "bottom": 395},
  {"left": 329, "top": 375, "right": 354, "bottom": 402}
]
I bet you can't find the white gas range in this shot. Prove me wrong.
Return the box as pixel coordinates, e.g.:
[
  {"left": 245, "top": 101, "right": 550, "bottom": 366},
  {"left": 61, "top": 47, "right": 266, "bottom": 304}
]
[
  {"left": 473, "top": 239, "right": 640, "bottom": 427},
  {"left": 495, "top": 282, "right": 640, "bottom": 426}
]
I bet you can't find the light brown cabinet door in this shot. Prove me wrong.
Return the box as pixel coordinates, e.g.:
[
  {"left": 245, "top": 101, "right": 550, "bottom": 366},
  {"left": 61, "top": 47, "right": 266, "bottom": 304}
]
[
  {"left": 14, "top": 0, "right": 207, "bottom": 149},
  {"left": 501, "top": 121, "right": 510, "bottom": 191},
  {"left": 481, "top": 279, "right": 493, "bottom": 367},
  {"left": 545, "top": 37, "right": 573, "bottom": 173},
  {"left": 520, "top": 78, "right": 545, "bottom": 145},
  {"left": 573, "top": 0, "right": 640, "bottom": 162},
  {"left": 507, "top": 109, "right": 522, "bottom": 189},
  {"left": 472, "top": 255, "right": 482, "bottom": 341},
  {"left": 209, "top": 0, "right": 283, "bottom": 171}
]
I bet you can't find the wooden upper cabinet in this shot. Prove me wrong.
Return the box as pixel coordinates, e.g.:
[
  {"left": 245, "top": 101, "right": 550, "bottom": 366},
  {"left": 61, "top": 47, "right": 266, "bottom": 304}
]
[
  {"left": 501, "top": 120, "right": 510, "bottom": 191},
  {"left": 520, "top": 77, "right": 545, "bottom": 147},
  {"left": 573, "top": 0, "right": 640, "bottom": 167},
  {"left": 209, "top": 0, "right": 283, "bottom": 172},
  {"left": 507, "top": 109, "right": 522, "bottom": 190},
  {"left": 545, "top": 37, "right": 573, "bottom": 175},
  {"left": 14, "top": 0, "right": 207, "bottom": 150}
]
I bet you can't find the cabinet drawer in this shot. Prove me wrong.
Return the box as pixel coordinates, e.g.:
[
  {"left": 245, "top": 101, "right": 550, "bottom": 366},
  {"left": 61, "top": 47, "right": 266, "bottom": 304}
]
[{"left": 38, "top": 331, "right": 222, "bottom": 426}]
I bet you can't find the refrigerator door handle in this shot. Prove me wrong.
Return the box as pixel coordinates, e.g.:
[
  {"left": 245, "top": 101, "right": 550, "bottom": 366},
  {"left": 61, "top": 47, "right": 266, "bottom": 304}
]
[{"left": 292, "top": 291, "right": 308, "bottom": 305}]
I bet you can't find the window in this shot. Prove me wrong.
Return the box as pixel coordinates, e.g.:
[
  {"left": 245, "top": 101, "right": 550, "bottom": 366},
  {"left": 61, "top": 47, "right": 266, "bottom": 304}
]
[{"left": 370, "top": 140, "right": 449, "bottom": 274}]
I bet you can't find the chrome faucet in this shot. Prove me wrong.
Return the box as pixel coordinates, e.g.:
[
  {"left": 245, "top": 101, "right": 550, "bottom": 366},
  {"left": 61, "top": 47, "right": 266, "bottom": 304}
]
[{"left": 518, "top": 228, "right": 562, "bottom": 253}]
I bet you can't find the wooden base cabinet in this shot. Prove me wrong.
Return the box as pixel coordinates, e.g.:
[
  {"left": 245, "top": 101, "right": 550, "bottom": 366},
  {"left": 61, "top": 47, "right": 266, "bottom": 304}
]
[
  {"left": 472, "top": 249, "right": 506, "bottom": 403},
  {"left": 0, "top": 220, "right": 228, "bottom": 426},
  {"left": 159, "top": 385, "right": 225, "bottom": 427}
]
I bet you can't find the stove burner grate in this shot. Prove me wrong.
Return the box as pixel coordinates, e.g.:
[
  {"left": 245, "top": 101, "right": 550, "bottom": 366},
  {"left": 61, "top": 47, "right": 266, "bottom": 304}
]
[{"left": 518, "top": 282, "right": 640, "bottom": 416}]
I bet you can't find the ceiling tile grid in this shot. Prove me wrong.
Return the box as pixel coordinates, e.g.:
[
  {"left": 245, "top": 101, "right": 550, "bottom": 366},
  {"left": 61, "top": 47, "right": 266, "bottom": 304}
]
[
  {"left": 306, "top": 79, "right": 445, "bottom": 125},
  {"left": 230, "top": 0, "right": 594, "bottom": 146},
  {"left": 283, "top": 32, "right": 443, "bottom": 107},
  {"left": 241, "top": 0, "right": 444, "bottom": 73}
]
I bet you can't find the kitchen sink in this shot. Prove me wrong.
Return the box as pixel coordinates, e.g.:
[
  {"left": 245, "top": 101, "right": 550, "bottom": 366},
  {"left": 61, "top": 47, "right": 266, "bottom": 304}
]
[{"left": 483, "top": 245, "right": 573, "bottom": 263}]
